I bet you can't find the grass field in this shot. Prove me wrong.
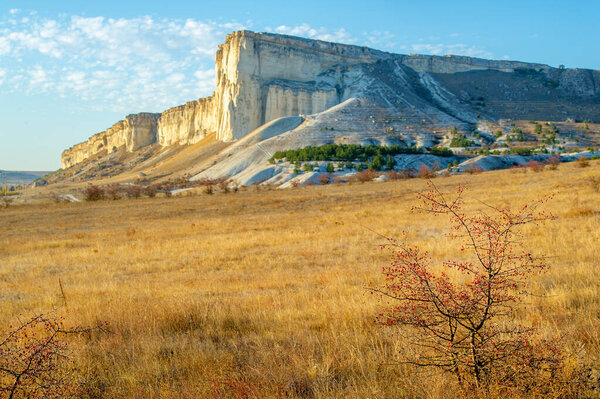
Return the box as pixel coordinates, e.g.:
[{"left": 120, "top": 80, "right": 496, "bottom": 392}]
[{"left": 1, "top": 160, "right": 599, "bottom": 398}]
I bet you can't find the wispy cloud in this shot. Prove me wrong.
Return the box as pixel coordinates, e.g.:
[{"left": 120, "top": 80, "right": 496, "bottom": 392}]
[
  {"left": 268, "top": 23, "right": 356, "bottom": 44},
  {"left": 401, "top": 42, "right": 493, "bottom": 59},
  {"left": 0, "top": 12, "right": 245, "bottom": 112}
]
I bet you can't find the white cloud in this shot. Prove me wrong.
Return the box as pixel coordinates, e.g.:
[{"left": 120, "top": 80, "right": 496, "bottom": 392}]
[
  {"left": 363, "top": 30, "right": 396, "bottom": 51},
  {"left": 404, "top": 42, "right": 493, "bottom": 59},
  {"left": 0, "top": 13, "right": 246, "bottom": 112},
  {"left": 270, "top": 23, "right": 355, "bottom": 44},
  {"left": 0, "top": 36, "right": 10, "bottom": 54}
]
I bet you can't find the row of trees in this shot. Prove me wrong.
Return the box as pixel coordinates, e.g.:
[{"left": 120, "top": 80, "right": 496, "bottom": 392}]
[{"left": 270, "top": 144, "right": 454, "bottom": 164}]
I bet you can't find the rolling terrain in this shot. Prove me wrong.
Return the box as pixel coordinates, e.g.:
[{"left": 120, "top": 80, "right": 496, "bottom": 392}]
[{"left": 1, "top": 159, "right": 599, "bottom": 397}]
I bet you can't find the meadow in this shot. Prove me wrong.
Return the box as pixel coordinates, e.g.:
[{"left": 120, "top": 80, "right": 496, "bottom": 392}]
[{"left": 1, "top": 160, "right": 599, "bottom": 398}]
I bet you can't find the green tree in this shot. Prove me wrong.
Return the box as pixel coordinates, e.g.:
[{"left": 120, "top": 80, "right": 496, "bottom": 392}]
[
  {"left": 386, "top": 155, "right": 396, "bottom": 170},
  {"left": 370, "top": 155, "right": 383, "bottom": 171}
]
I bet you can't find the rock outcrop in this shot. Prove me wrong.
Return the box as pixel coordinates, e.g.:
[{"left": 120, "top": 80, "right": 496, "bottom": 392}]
[
  {"left": 61, "top": 113, "right": 160, "bottom": 169},
  {"left": 62, "top": 30, "right": 600, "bottom": 170},
  {"left": 157, "top": 98, "right": 216, "bottom": 146}
]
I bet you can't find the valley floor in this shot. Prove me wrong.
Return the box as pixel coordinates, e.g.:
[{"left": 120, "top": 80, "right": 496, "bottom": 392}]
[{"left": 1, "top": 160, "right": 599, "bottom": 398}]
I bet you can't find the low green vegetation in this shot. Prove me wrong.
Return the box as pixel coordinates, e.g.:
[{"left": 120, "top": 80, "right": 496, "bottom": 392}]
[
  {"left": 270, "top": 144, "right": 425, "bottom": 163},
  {"left": 449, "top": 133, "right": 474, "bottom": 148},
  {"left": 509, "top": 147, "right": 534, "bottom": 156},
  {"left": 269, "top": 144, "right": 456, "bottom": 171}
]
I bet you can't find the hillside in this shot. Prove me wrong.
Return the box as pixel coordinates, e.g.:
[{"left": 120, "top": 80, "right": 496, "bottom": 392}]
[{"left": 53, "top": 30, "right": 600, "bottom": 188}]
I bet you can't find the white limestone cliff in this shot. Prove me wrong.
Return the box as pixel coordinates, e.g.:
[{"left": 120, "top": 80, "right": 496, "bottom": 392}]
[
  {"left": 61, "top": 113, "right": 159, "bottom": 169},
  {"left": 61, "top": 30, "right": 600, "bottom": 170}
]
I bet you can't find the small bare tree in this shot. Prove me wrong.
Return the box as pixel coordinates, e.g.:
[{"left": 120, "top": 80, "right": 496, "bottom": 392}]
[
  {"left": 373, "top": 182, "right": 564, "bottom": 393},
  {"left": 0, "top": 312, "right": 103, "bottom": 399}
]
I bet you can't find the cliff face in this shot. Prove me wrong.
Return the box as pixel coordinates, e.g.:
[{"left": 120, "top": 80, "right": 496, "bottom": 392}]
[
  {"left": 157, "top": 98, "right": 217, "bottom": 146},
  {"left": 61, "top": 30, "right": 600, "bottom": 170},
  {"left": 61, "top": 113, "right": 160, "bottom": 169},
  {"left": 211, "top": 31, "right": 390, "bottom": 141}
]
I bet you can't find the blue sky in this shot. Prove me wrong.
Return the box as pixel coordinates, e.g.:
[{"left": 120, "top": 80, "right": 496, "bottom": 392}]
[{"left": 1, "top": 0, "right": 599, "bottom": 170}]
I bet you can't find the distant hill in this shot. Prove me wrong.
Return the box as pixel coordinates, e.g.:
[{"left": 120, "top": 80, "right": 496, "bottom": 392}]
[{"left": 0, "top": 170, "right": 51, "bottom": 185}]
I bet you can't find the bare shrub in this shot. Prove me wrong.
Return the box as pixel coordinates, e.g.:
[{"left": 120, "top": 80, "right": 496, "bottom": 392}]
[
  {"left": 465, "top": 164, "right": 484, "bottom": 174},
  {"left": 353, "top": 170, "right": 377, "bottom": 183},
  {"left": 218, "top": 180, "right": 231, "bottom": 194},
  {"left": 372, "top": 183, "right": 569, "bottom": 394},
  {"left": 576, "top": 157, "right": 590, "bottom": 168},
  {"left": 143, "top": 185, "right": 158, "bottom": 198},
  {"left": 526, "top": 160, "right": 545, "bottom": 172},
  {"left": 388, "top": 170, "right": 415, "bottom": 180},
  {"left": 317, "top": 174, "right": 333, "bottom": 185},
  {"left": 0, "top": 312, "right": 105, "bottom": 399},
  {"left": 124, "top": 185, "right": 143, "bottom": 198},
  {"left": 546, "top": 155, "right": 561, "bottom": 170},
  {"left": 83, "top": 185, "right": 104, "bottom": 201},
  {"left": 417, "top": 164, "right": 435, "bottom": 179},
  {"left": 104, "top": 184, "right": 121, "bottom": 200}
]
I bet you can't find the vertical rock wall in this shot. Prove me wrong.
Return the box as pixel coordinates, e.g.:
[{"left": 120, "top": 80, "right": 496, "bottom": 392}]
[{"left": 61, "top": 113, "right": 160, "bottom": 169}]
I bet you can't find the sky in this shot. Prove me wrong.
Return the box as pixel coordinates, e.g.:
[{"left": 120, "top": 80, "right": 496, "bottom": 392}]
[{"left": 1, "top": 0, "right": 599, "bottom": 170}]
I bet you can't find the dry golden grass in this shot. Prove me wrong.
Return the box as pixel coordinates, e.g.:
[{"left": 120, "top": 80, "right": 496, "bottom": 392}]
[{"left": 1, "top": 160, "right": 599, "bottom": 398}]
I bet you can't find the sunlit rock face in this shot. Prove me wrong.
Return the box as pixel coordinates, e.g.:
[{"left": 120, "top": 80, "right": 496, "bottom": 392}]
[
  {"left": 61, "top": 30, "right": 600, "bottom": 169},
  {"left": 157, "top": 98, "right": 217, "bottom": 146},
  {"left": 61, "top": 113, "right": 160, "bottom": 169}
]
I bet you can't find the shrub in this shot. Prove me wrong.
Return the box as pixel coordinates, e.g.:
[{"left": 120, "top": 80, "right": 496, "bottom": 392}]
[
  {"left": 218, "top": 180, "right": 230, "bottom": 194},
  {"left": 326, "top": 163, "right": 335, "bottom": 173},
  {"left": 369, "top": 155, "right": 383, "bottom": 170},
  {"left": 0, "top": 312, "right": 105, "bottom": 398},
  {"left": 124, "top": 185, "right": 143, "bottom": 198},
  {"left": 385, "top": 155, "right": 396, "bottom": 169},
  {"left": 302, "top": 163, "right": 313, "bottom": 172},
  {"left": 373, "top": 183, "right": 565, "bottom": 393},
  {"left": 353, "top": 170, "right": 377, "bottom": 183},
  {"left": 83, "top": 185, "right": 104, "bottom": 201},
  {"left": 526, "top": 160, "right": 545, "bottom": 172},
  {"left": 417, "top": 164, "right": 435, "bottom": 179},
  {"left": 465, "top": 165, "right": 484, "bottom": 174},
  {"left": 388, "top": 170, "right": 414, "bottom": 180},
  {"left": 104, "top": 184, "right": 122, "bottom": 200},
  {"left": 546, "top": 155, "right": 561, "bottom": 170},
  {"left": 317, "top": 174, "right": 332, "bottom": 185},
  {"left": 576, "top": 157, "right": 590, "bottom": 168},
  {"left": 144, "top": 185, "right": 158, "bottom": 197}
]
